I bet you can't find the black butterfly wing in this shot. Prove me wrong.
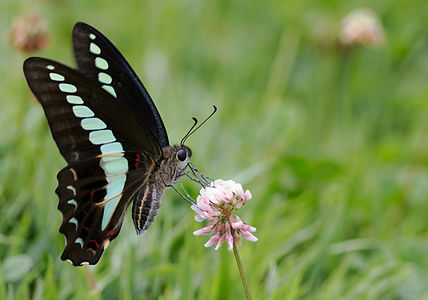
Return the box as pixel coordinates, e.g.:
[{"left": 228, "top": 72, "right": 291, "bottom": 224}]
[
  {"left": 72, "top": 22, "right": 169, "bottom": 148},
  {"left": 56, "top": 154, "right": 152, "bottom": 266},
  {"left": 24, "top": 57, "right": 162, "bottom": 162},
  {"left": 23, "top": 57, "right": 161, "bottom": 265}
]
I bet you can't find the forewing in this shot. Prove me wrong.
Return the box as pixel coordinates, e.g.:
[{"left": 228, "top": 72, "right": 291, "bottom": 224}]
[
  {"left": 23, "top": 57, "right": 161, "bottom": 163},
  {"left": 72, "top": 22, "right": 169, "bottom": 147}
]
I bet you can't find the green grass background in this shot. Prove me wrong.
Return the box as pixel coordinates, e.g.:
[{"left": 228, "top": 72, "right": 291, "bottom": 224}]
[{"left": 2, "top": 0, "right": 428, "bottom": 299}]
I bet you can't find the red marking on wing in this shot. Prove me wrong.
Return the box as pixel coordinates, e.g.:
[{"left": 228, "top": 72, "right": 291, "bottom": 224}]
[
  {"left": 90, "top": 190, "right": 95, "bottom": 198},
  {"left": 83, "top": 226, "right": 90, "bottom": 232},
  {"left": 82, "top": 209, "right": 88, "bottom": 215},
  {"left": 89, "top": 239, "right": 100, "bottom": 248},
  {"left": 135, "top": 153, "right": 140, "bottom": 169},
  {"left": 106, "top": 227, "right": 119, "bottom": 237}
]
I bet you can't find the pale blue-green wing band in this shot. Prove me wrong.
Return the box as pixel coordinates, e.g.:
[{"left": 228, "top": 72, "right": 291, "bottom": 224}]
[
  {"left": 59, "top": 83, "right": 77, "bottom": 93},
  {"left": 101, "top": 142, "right": 124, "bottom": 154},
  {"left": 101, "top": 173, "right": 127, "bottom": 230},
  {"left": 95, "top": 57, "right": 108, "bottom": 70},
  {"left": 66, "top": 95, "right": 84, "bottom": 104},
  {"left": 81, "top": 117, "right": 107, "bottom": 130},
  {"left": 89, "top": 42, "right": 101, "bottom": 55},
  {"left": 98, "top": 72, "right": 112, "bottom": 84},
  {"left": 72, "top": 105, "right": 95, "bottom": 118},
  {"left": 89, "top": 130, "right": 115, "bottom": 145},
  {"left": 102, "top": 85, "right": 117, "bottom": 98}
]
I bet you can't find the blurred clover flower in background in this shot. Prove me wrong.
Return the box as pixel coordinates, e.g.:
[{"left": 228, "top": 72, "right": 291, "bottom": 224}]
[
  {"left": 192, "top": 179, "right": 257, "bottom": 251},
  {"left": 339, "top": 8, "right": 385, "bottom": 47},
  {"left": 9, "top": 14, "right": 49, "bottom": 53}
]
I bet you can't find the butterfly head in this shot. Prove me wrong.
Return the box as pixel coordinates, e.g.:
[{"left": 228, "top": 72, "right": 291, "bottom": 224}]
[
  {"left": 161, "top": 145, "right": 192, "bottom": 183},
  {"left": 176, "top": 146, "right": 192, "bottom": 162},
  {"left": 175, "top": 145, "right": 192, "bottom": 167}
]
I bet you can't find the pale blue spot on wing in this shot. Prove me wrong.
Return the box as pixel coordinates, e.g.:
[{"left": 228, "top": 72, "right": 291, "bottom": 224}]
[
  {"left": 100, "top": 157, "right": 128, "bottom": 175},
  {"left": 75, "top": 237, "right": 84, "bottom": 247},
  {"left": 59, "top": 83, "right": 77, "bottom": 93},
  {"left": 72, "top": 105, "right": 94, "bottom": 118},
  {"left": 66, "top": 95, "right": 84, "bottom": 104},
  {"left": 98, "top": 72, "right": 112, "bottom": 84},
  {"left": 81, "top": 117, "right": 107, "bottom": 130},
  {"left": 104, "top": 174, "right": 126, "bottom": 198},
  {"left": 101, "top": 174, "right": 127, "bottom": 230},
  {"left": 69, "top": 217, "right": 78, "bottom": 228},
  {"left": 101, "top": 195, "right": 121, "bottom": 230},
  {"left": 89, "top": 42, "right": 101, "bottom": 55},
  {"left": 89, "top": 33, "right": 96, "bottom": 40},
  {"left": 46, "top": 65, "right": 55, "bottom": 70},
  {"left": 101, "top": 142, "right": 124, "bottom": 154},
  {"left": 95, "top": 57, "right": 108, "bottom": 70},
  {"left": 49, "top": 73, "right": 65, "bottom": 81},
  {"left": 66, "top": 185, "right": 76, "bottom": 195},
  {"left": 89, "top": 130, "right": 115, "bottom": 145},
  {"left": 102, "top": 85, "right": 117, "bottom": 98},
  {"left": 67, "top": 199, "right": 77, "bottom": 208}
]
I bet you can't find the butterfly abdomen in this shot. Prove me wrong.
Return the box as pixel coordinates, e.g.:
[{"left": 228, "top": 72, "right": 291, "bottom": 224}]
[{"left": 132, "top": 182, "right": 165, "bottom": 234}]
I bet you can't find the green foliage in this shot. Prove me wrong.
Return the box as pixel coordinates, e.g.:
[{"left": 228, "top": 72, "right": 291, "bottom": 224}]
[{"left": 1, "top": 0, "right": 428, "bottom": 298}]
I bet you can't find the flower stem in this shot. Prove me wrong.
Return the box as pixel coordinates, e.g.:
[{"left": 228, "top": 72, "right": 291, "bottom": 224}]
[{"left": 233, "top": 241, "right": 252, "bottom": 300}]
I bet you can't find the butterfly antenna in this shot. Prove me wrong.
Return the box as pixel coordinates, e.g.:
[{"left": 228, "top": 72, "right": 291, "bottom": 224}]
[
  {"left": 181, "top": 117, "right": 198, "bottom": 147},
  {"left": 181, "top": 105, "right": 217, "bottom": 146}
]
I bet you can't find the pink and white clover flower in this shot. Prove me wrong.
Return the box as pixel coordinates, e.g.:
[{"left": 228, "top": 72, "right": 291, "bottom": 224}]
[
  {"left": 340, "top": 8, "right": 385, "bottom": 47},
  {"left": 192, "top": 179, "right": 257, "bottom": 251}
]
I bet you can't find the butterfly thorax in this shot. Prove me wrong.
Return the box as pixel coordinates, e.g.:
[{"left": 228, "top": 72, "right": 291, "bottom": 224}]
[
  {"left": 131, "top": 145, "right": 191, "bottom": 234},
  {"left": 155, "top": 145, "right": 192, "bottom": 186}
]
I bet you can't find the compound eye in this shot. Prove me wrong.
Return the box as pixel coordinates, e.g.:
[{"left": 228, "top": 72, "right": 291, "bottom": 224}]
[{"left": 177, "top": 149, "right": 187, "bottom": 161}]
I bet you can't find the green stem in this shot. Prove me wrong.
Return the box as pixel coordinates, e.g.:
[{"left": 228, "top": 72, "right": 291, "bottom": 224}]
[{"left": 233, "top": 241, "right": 252, "bottom": 300}]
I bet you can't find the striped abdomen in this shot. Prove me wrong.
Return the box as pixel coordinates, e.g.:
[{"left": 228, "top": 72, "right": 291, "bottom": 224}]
[{"left": 131, "top": 182, "right": 165, "bottom": 234}]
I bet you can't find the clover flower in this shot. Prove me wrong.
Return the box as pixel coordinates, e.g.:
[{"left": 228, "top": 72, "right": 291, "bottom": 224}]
[
  {"left": 339, "top": 8, "right": 385, "bottom": 47},
  {"left": 9, "top": 14, "right": 49, "bottom": 53},
  {"left": 192, "top": 179, "right": 257, "bottom": 251}
]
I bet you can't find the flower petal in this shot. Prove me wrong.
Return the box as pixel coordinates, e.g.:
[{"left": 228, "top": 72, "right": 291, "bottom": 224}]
[
  {"left": 241, "top": 230, "right": 258, "bottom": 242},
  {"left": 242, "top": 223, "right": 257, "bottom": 232},
  {"left": 231, "top": 216, "right": 244, "bottom": 229},
  {"left": 193, "top": 225, "right": 214, "bottom": 236},
  {"left": 214, "top": 234, "right": 225, "bottom": 251},
  {"left": 204, "top": 232, "right": 220, "bottom": 248},
  {"left": 225, "top": 226, "right": 234, "bottom": 251},
  {"left": 194, "top": 214, "right": 205, "bottom": 222}
]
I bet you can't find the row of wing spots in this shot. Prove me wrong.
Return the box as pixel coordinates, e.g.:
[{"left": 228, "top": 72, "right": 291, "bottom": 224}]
[
  {"left": 62, "top": 199, "right": 101, "bottom": 254},
  {"left": 66, "top": 185, "right": 78, "bottom": 209},
  {"left": 89, "top": 34, "right": 117, "bottom": 98},
  {"left": 64, "top": 173, "right": 79, "bottom": 237},
  {"left": 46, "top": 63, "right": 127, "bottom": 233},
  {"left": 47, "top": 67, "right": 95, "bottom": 245}
]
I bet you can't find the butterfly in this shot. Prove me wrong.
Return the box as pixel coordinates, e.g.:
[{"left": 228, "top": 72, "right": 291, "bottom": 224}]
[{"left": 23, "top": 22, "right": 199, "bottom": 266}]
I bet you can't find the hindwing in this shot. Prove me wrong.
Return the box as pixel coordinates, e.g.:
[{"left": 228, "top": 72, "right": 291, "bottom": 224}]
[{"left": 56, "top": 153, "right": 151, "bottom": 266}]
